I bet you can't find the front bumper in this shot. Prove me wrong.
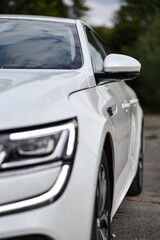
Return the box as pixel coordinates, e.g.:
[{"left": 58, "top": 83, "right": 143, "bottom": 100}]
[{"left": 0, "top": 141, "right": 98, "bottom": 240}]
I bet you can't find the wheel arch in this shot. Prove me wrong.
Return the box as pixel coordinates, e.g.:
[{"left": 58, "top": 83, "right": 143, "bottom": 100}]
[{"left": 103, "top": 132, "right": 115, "bottom": 210}]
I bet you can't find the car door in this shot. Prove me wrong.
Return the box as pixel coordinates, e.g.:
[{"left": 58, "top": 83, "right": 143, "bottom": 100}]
[
  {"left": 117, "top": 81, "right": 140, "bottom": 168},
  {"left": 85, "top": 27, "right": 132, "bottom": 190}
]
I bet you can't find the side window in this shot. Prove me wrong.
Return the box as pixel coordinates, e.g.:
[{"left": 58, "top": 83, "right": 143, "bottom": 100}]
[{"left": 86, "top": 28, "right": 106, "bottom": 73}]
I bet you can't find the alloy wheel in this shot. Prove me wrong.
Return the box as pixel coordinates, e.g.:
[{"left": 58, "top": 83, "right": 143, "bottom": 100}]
[{"left": 95, "top": 164, "right": 110, "bottom": 240}]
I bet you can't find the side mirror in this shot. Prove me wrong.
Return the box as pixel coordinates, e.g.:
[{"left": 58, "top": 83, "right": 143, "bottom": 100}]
[{"left": 95, "top": 54, "right": 141, "bottom": 84}]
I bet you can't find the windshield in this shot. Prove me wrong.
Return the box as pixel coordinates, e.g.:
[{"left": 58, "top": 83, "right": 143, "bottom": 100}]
[{"left": 0, "top": 19, "right": 83, "bottom": 69}]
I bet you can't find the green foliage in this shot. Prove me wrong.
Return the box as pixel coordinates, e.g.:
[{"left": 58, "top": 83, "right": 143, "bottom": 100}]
[
  {"left": 0, "top": 0, "right": 89, "bottom": 18},
  {"left": 117, "top": 0, "right": 160, "bottom": 26},
  {"left": 136, "top": 14, "right": 160, "bottom": 112},
  {"left": 111, "top": 1, "right": 160, "bottom": 54},
  {"left": 93, "top": 26, "right": 113, "bottom": 51},
  {"left": 0, "top": 0, "right": 67, "bottom": 16},
  {"left": 70, "top": 0, "right": 89, "bottom": 18}
]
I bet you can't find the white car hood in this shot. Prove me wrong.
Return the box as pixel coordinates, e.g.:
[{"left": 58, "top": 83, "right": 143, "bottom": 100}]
[{"left": 0, "top": 70, "right": 88, "bottom": 130}]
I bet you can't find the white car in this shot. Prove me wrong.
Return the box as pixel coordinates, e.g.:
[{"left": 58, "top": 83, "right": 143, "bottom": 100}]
[{"left": 0, "top": 15, "right": 143, "bottom": 240}]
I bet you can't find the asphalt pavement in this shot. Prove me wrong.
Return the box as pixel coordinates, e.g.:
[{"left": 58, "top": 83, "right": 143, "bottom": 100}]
[{"left": 112, "top": 115, "right": 160, "bottom": 240}]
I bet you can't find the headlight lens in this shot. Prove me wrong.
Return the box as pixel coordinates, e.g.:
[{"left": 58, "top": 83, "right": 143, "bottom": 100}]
[
  {"left": 17, "top": 136, "right": 56, "bottom": 156},
  {"left": 0, "top": 120, "right": 77, "bottom": 170}
]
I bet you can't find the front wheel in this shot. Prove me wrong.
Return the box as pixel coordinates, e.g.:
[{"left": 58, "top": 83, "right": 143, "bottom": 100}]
[{"left": 91, "top": 152, "right": 111, "bottom": 240}]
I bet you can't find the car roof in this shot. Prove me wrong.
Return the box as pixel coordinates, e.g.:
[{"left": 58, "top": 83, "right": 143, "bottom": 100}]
[{"left": 0, "top": 14, "right": 77, "bottom": 24}]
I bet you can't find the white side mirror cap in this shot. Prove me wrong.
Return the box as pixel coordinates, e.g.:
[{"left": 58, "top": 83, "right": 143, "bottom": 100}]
[{"left": 104, "top": 54, "right": 141, "bottom": 73}]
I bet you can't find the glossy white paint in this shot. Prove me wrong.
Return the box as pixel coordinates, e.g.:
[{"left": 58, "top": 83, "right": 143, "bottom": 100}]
[
  {"left": 0, "top": 15, "right": 143, "bottom": 240},
  {"left": 0, "top": 165, "right": 61, "bottom": 205},
  {"left": 0, "top": 70, "right": 88, "bottom": 129},
  {"left": 104, "top": 53, "right": 141, "bottom": 72}
]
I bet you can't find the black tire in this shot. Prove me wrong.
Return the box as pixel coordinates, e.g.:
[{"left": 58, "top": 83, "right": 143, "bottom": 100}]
[
  {"left": 91, "top": 151, "right": 111, "bottom": 240},
  {"left": 128, "top": 124, "right": 144, "bottom": 196}
]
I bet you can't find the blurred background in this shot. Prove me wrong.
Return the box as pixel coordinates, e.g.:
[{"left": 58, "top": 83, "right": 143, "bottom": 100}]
[{"left": 0, "top": 0, "right": 160, "bottom": 114}]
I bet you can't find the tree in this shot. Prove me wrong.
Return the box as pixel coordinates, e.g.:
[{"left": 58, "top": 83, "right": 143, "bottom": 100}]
[
  {"left": 111, "top": 0, "right": 160, "bottom": 54},
  {"left": 69, "top": 0, "right": 89, "bottom": 18},
  {"left": 0, "top": 0, "right": 69, "bottom": 17},
  {"left": 0, "top": 0, "right": 89, "bottom": 18},
  {"left": 93, "top": 26, "right": 113, "bottom": 52},
  {"left": 136, "top": 14, "right": 160, "bottom": 112}
]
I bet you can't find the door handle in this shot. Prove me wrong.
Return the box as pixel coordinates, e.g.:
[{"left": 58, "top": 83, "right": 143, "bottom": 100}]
[
  {"left": 130, "top": 98, "right": 139, "bottom": 106},
  {"left": 122, "top": 102, "right": 131, "bottom": 112},
  {"left": 122, "top": 102, "right": 131, "bottom": 110}
]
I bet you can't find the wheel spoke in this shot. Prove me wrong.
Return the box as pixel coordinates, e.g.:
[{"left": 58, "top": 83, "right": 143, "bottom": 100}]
[
  {"left": 97, "top": 166, "right": 107, "bottom": 216},
  {"left": 95, "top": 163, "right": 109, "bottom": 240},
  {"left": 139, "top": 160, "right": 143, "bottom": 187},
  {"left": 97, "top": 225, "right": 108, "bottom": 240},
  {"left": 99, "top": 228, "right": 108, "bottom": 240}
]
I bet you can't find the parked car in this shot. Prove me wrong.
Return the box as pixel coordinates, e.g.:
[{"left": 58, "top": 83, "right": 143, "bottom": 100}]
[{"left": 0, "top": 15, "right": 143, "bottom": 240}]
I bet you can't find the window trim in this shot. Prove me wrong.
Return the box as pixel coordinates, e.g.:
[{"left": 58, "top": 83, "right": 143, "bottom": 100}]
[{"left": 84, "top": 26, "right": 110, "bottom": 74}]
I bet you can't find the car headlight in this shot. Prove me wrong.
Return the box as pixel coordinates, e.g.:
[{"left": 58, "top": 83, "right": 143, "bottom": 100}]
[{"left": 0, "top": 120, "right": 77, "bottom": 170}]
